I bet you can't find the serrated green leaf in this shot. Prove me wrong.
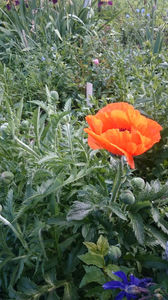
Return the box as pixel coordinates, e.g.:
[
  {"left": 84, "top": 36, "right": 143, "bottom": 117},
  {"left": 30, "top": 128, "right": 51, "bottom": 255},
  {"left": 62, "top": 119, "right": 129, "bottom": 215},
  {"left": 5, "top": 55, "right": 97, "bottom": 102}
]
[
  {"left": 129, "top": 213, "right": 144, "bottom": 245},
  {"left": 151, "top": 207, "right": 160, "bottom": 223},
  {"left": 157, "top": 218, "right": 168, "bottom": 235},
  {"left": 78, "top": 252, "right": 105, "bottom": 268},
  {"left": 79, "top": 266, "right": 105, "bottom": 288},
  {"left": 146, "top": 225, "right": 167, "bottom": 249},
  {"left": 109, "top": 203, "right": 127, "bottom": 220},
  {"left": 67, "top": 201, "right": 93, "bottom": 221}
]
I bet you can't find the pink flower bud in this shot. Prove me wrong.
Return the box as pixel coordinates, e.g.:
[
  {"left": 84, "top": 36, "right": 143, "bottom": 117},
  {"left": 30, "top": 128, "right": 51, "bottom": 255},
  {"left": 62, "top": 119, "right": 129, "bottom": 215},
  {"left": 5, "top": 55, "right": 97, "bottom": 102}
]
[{"left": 92, "top": 59, "right": 99, "bottom": 65}]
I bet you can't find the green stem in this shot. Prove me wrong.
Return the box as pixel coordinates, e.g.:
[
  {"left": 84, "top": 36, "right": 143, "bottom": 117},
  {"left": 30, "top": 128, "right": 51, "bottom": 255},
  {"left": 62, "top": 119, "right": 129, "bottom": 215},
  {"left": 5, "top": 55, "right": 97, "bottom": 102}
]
[{"left": 110, "top": 158, "right": 123, "bottom": 203}]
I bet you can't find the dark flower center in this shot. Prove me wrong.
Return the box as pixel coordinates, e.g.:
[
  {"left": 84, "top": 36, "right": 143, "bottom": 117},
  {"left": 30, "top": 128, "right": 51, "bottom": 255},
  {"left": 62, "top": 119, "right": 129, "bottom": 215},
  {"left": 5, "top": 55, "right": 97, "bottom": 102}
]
[{"left": 119, "top": 128, "right": 130, "bottom": 132}]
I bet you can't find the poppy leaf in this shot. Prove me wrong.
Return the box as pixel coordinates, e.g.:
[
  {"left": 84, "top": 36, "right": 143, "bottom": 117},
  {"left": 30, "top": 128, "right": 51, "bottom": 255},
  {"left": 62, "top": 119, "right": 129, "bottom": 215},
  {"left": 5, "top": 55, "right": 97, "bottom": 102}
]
[
  {"left": 129, "top": 213, "right": 144, "bottom": 245},
  {"left": 67, "top": 201, "right": 93, "bottom": 221}
]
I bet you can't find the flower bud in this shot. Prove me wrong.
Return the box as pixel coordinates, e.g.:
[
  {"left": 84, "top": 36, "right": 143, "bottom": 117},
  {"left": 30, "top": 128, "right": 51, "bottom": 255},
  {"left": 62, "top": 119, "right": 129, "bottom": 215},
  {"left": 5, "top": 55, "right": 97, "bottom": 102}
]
[
  {"left": 120, "top": 190, "right": 135, "bottom": 204},
  {"left": 50, "top": 91, "right": 59, "bottom": 101},
  {"left": 92, "top": 59, "right": 99, "bottom": 65},
  {"left": 108, "top": 246, "right": 121, "bottom": 260},
  {"left": 131, "top": 177, "right": 145, "bottom": 190},
  {"left": 21, "top": 120, "right": 29, "bottom": 129},
  {"left": 1, "top": 171, "right": 14, "bottom": 184},
  {"left": 0, "top": 123, "right": 9, "bottom": 135}
]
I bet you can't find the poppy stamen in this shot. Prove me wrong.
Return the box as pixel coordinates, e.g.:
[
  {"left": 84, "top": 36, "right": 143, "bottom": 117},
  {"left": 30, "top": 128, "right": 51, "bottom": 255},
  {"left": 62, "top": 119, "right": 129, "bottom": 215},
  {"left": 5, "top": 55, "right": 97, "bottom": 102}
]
[{"left": 119, "top": 128, "right": 130, "bottom": 132}]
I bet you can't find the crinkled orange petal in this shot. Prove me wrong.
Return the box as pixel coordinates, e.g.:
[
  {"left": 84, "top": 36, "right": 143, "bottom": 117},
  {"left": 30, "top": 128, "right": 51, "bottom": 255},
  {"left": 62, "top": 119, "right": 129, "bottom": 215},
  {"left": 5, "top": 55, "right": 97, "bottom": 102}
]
[
  {"left": 85, "top": 115, "right": 103, "bottom": 135},
  {"left": 125, "top": 152, "right": 135, "bottom": 169},
  {"left": 98, "top": 102, "right": 134, "bottom": 114},
  {"left": 84, "top": 128, "right": 124, "bottom": 155},
  {"left": 102, "top": 129, "right": 138, "bottom": 155},
  {"left": 88, "top": 135, "right": 104, "bottom": 150},
  {"left": 84, "top": 102, "right": 162, "bottom": 169},
  {"left": 95, "top": 110, "right": 131, "bottom": 133},
  {"left": 84, "top": 128, "right": 135, "bottom": 168}
]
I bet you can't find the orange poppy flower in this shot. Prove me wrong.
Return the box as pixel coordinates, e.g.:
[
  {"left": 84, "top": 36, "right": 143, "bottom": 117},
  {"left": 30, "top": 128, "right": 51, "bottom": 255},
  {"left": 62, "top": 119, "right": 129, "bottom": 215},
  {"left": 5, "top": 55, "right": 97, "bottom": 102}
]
[{"left": 84, "top": 102, "right": 162, "bottom": 169}]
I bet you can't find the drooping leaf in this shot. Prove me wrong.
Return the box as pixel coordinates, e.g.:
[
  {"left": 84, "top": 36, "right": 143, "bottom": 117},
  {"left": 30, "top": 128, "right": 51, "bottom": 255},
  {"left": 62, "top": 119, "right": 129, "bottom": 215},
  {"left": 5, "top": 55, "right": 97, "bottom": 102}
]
[
  {"left": 79, "top": 266, "right": 105, "bottom": 288},
  {"left": 17, "top": 277, "right": 38, "bottom": 296},
  {"left": 108, "top": 203, "right": 127, "bottom": 220},
  {"left": 67, "top": 201, "right": 93, "bottom": 221},
  {"left": 78, "top": 252, "right": 105, "bottom": 268}
]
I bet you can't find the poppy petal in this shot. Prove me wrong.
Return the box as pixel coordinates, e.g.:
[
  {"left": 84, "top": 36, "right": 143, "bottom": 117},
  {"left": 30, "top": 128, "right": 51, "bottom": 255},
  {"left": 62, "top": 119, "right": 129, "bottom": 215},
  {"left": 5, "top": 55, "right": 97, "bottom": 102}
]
[
  {"left": 96, "top": 110, "right": 130, "bottom": 133},
  {"left": 84, "top": 128, "right": 135, "bottom": 168},
  {"left": 84, "top": 102, "right": 162, "bottom": 168},
  {"left": 85, "top": 116, "right": 103, "bottom": 135},
  {"left": 84, "top": 128, "right": 124, "bottom": 155},
  {"left": 124, "top": 152, "right": 135, "bottom": 169},
  {"left": 102, "top": 129, "right": 138, "bottom": 154},
  {"left": 88, "top": 135, "right": 104, "bottom": 149},
  {"left": 98, "top": 102, "right": 133, "bottom": 114},
  {"left": 103, "top": 280, "right": 125, "bottom": 290}
]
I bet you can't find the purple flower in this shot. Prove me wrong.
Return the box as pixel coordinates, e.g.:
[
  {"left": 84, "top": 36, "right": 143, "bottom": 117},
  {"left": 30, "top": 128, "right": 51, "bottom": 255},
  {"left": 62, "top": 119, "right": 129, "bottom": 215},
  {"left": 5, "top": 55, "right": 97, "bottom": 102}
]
[
  {"left": 49, "top": 0, "right": 58, "bottom": 3},
  {"left": 98, "top": 1, "right": 113, "bottom": 7},
  {"left": 103, "top": 271, "right": 152, "bottom": 300},
  {"left": 6, "top": 3, "right": 11, "bottom": 10},
  {"left": 6, "top": 0, "right": 20, "bottom": 10}
]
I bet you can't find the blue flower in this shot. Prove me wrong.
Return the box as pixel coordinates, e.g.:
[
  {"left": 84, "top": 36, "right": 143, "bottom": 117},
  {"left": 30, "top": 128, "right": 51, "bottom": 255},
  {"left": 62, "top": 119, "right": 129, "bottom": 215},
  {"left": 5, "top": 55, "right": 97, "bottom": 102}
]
[
  {"left": 146, "top": 13, "right": 150, "bottom": 17},
  {"left": 141, "top": 8, "right": 145, "bottom": 14},
  {"left": 126, "top": 14, "right": 130, "bottom": 18},
  {"left": 41, "top": 56, "right": 46, "bottom": 61},
  {"left": 103, "top": 270, "right": 152, "bottom": 300},
  {"left": 136, "top": 9, "right": 140, "bottom": 13}
]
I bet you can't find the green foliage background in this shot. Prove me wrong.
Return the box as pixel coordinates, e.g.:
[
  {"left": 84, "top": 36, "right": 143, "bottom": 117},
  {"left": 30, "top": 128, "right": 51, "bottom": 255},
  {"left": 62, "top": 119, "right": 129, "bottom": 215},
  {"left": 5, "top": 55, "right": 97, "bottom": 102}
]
[{"left": 0, "top": 0, "right": 168, "bottom": 299}]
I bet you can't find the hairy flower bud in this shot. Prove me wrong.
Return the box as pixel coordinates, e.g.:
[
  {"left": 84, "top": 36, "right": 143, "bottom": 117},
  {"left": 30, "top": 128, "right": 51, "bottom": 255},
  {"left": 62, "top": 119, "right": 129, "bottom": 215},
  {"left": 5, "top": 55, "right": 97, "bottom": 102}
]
[
  {"left": 131, "top": 177, "right": 145, "bottom": 190},
  {"left": 1, "top": 171, "right": 14, "bottom": 184},
  {"left": 120, "top": 190, "right": 135, "bottom": 204},
  {"left": 108, "top": 246, "right": 121, "bottom": 260}
]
